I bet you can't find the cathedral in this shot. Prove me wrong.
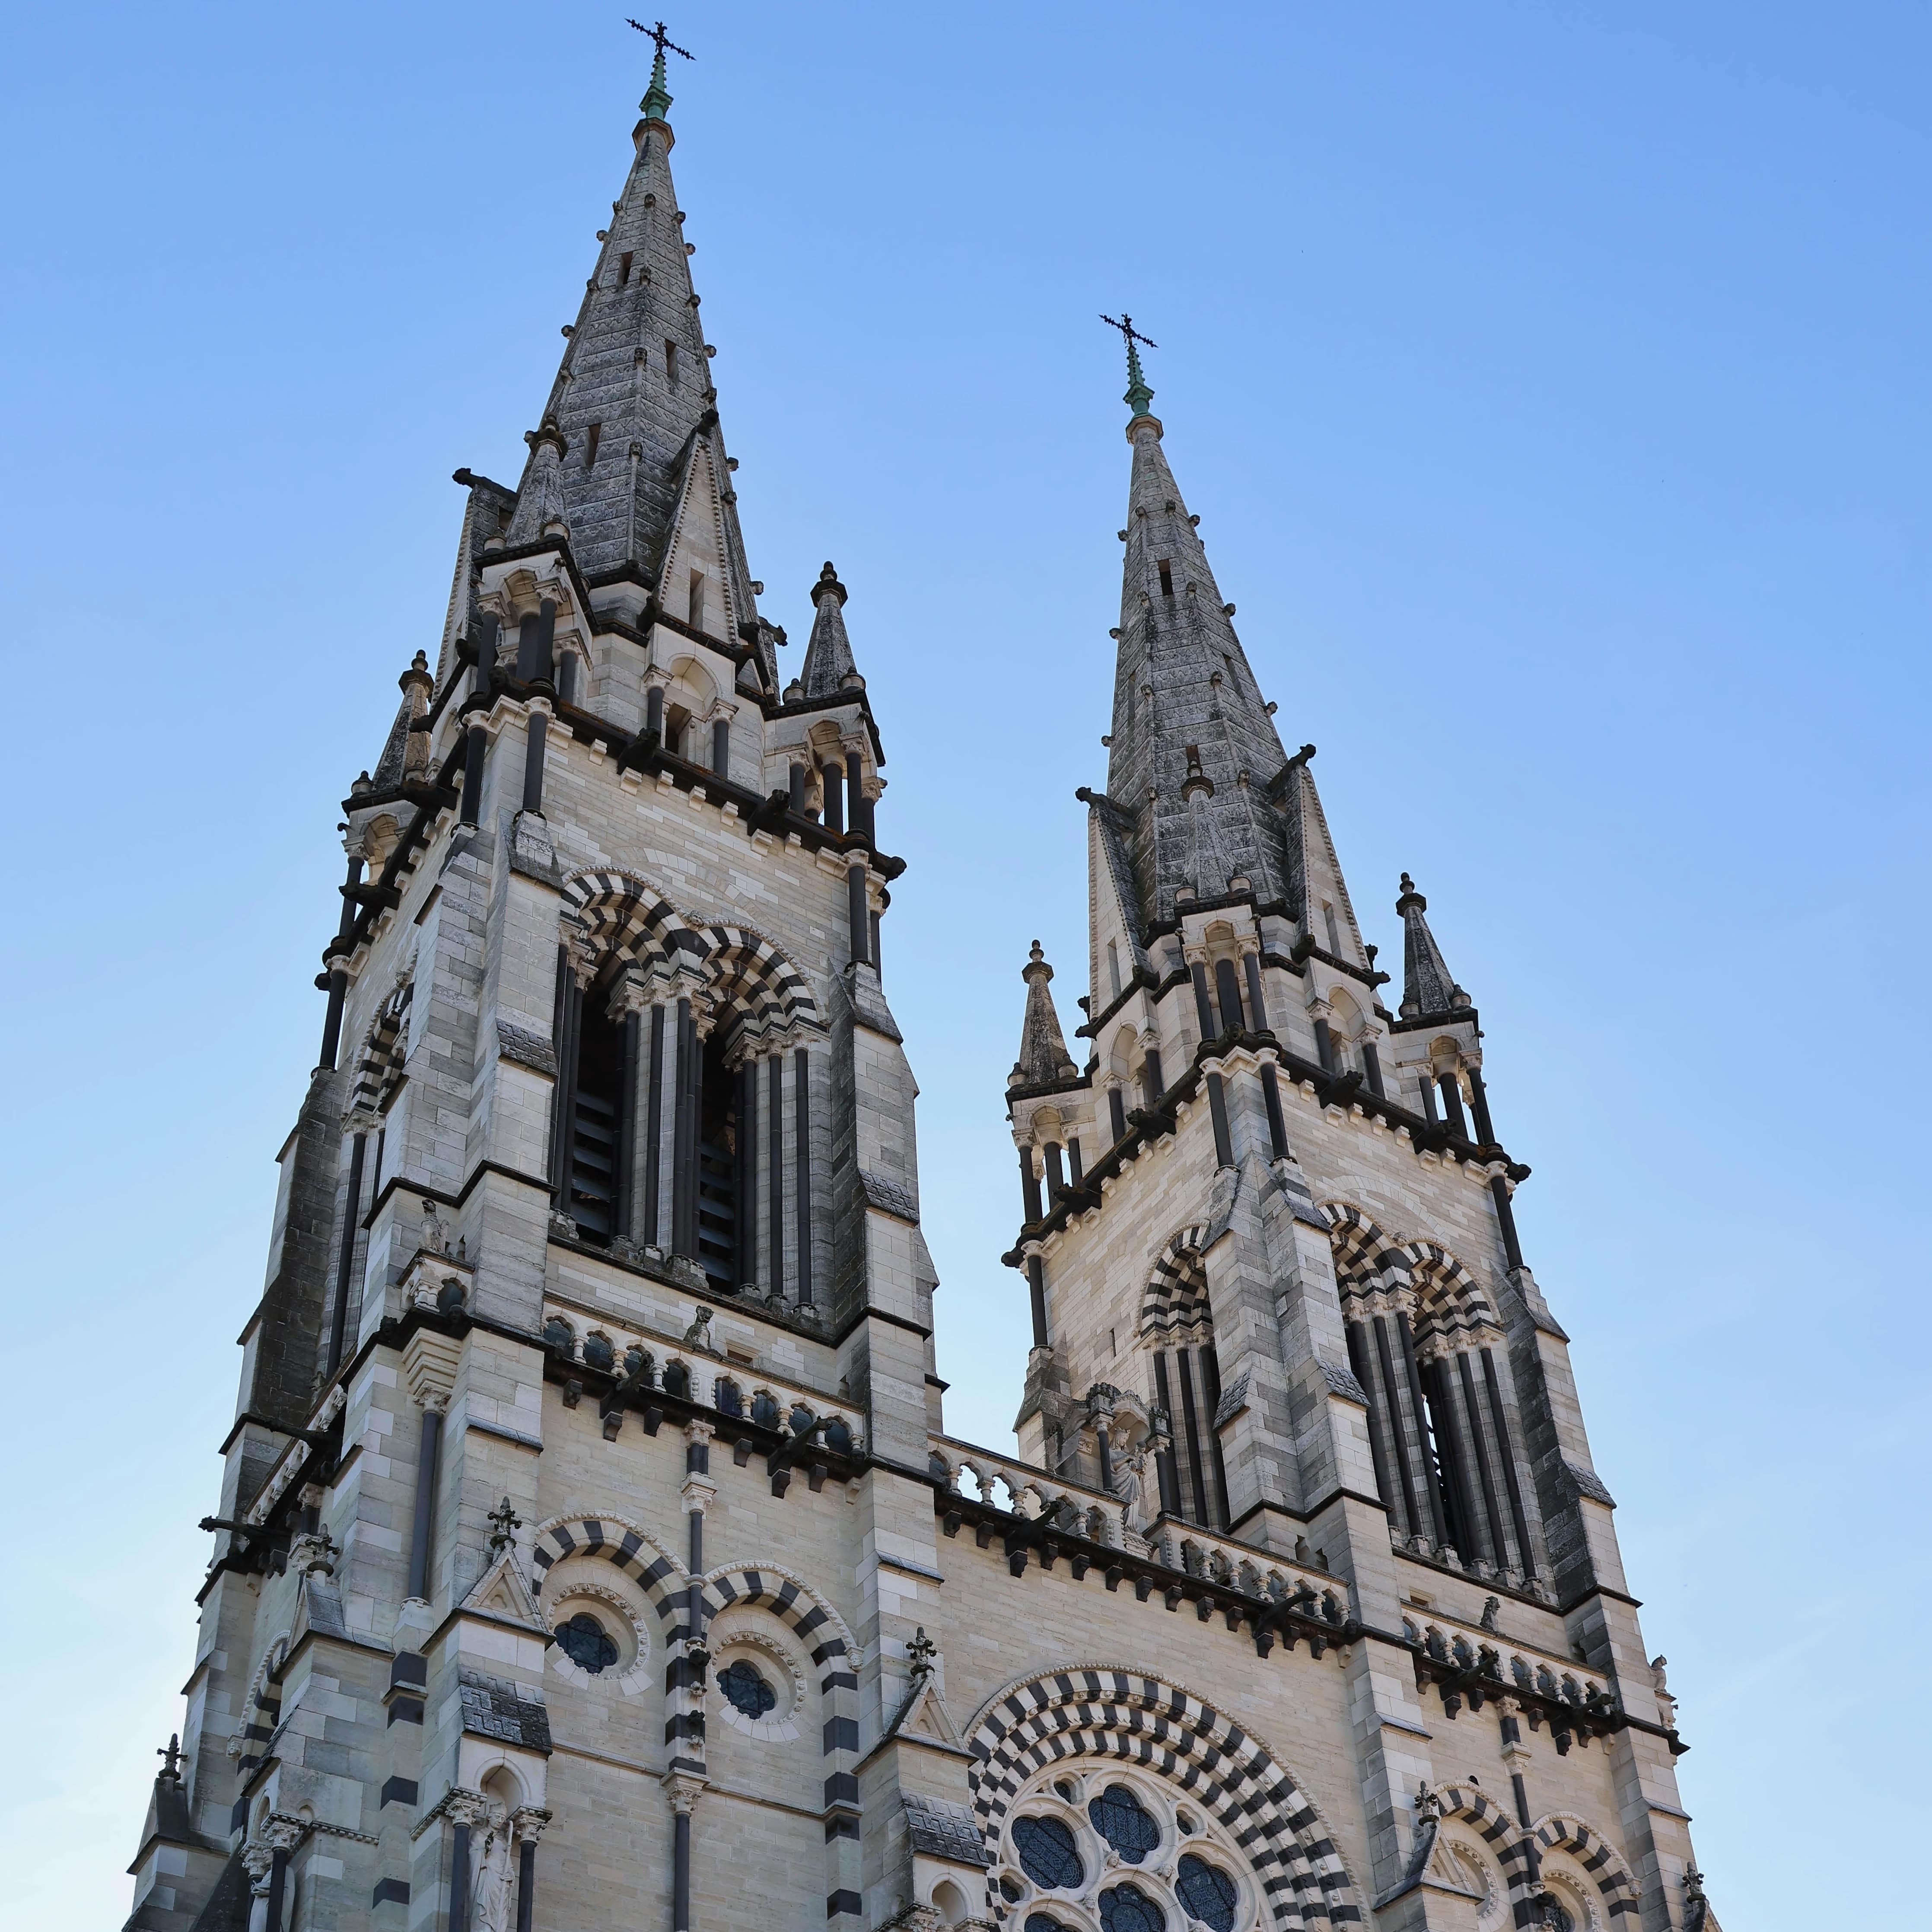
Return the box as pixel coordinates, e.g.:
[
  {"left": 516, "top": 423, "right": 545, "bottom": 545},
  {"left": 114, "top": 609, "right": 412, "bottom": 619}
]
[{"left": 123, "top": 45, "right": 1717, "bottom": 1932}]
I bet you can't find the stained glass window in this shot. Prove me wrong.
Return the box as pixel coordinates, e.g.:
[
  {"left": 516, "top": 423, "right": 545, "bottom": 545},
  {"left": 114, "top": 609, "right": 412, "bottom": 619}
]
[
  {"left": 1176, "top": 1856, "right": 1237, "bottom": 1932},
  {"left": 1099, "top": 1882, "right": 1164, "bottom": 1932},
  {"left": 719, "top": 1659, "right": 777, "bottom": 1718},
  {"left": 1013, "top": 1816, "right": 1084, "bottom": 1891},
  {"left": 1025, "top": 1918, "right": 1066, "bottom": 1932},
  {"left": 554, "top": 1611, "right": 618, "bottom": 1674},
  {"left": 1090, "top": 1785, "right": 1161, "bottom": 1864}
]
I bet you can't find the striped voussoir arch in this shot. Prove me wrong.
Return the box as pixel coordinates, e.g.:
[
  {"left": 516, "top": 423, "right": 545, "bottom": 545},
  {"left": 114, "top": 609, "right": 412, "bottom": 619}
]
[
  {"left": 1399, "top": 1239, "right": 1497, "bottom": 1345},
  {"left": 1139, "top": 1224, "right": 1213, "bottom": 1339},
  {"left": 560, "top": 869, "right": 697, "bottom": 967},
  {"left": 1533, "top": 1815, "right": 1642, "bottom": 1924},
  {"left": 697, "top": 924, "right": 822, "bottom": 1041},
  {"left": 702, "top": 1565, "right": 863, "bottom": 1926},
  {"left": 968, "top": 1669, "right": 1362, "bottom": 1929},
  {"left": 528, "top": 1515, "right": 685, "bottom": 1626},
  {"left": 1432, "top": 1782, "right": 1537, "bottom": 1904},
  {"left": 1321, "top": 1202, "right": 1410, "bottom": 1300},
  {"left": 348, "top": 981, "right": 411, "bottom": 1120}
]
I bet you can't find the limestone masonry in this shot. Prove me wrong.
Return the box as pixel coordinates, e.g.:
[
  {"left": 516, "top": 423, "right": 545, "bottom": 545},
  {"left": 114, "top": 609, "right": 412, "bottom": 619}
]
[{"left": 123, "top": 51, "right": 1719, "bottom": 1932}]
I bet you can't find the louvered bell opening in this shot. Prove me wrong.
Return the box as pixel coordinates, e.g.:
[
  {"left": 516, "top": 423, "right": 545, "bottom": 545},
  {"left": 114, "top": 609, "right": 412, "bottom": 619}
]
[
  {"left": 696, "top": 1029, "right": 738, "bottom": 1287},
  {"left": 570, "top": 1000, "right": 626, "bottom": 1245}
]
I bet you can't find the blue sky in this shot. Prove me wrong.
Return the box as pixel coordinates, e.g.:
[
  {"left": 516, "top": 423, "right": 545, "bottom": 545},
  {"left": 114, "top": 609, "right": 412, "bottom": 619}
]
[{"left": 2, "top": 4, "right": 1926, "bottom": 1926}]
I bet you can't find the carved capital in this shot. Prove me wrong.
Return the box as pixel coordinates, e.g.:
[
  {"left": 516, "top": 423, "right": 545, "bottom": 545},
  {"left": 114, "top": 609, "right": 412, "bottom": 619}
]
[
  {"left": 512, "top": 1805, "right": 554, "bottom": 1846},
  {"left": 662, "top": 1770, "right": 706, "bottom": 1816},
  {"left": 446, "top": 1787, "right": 490, "bottom": 1830}
]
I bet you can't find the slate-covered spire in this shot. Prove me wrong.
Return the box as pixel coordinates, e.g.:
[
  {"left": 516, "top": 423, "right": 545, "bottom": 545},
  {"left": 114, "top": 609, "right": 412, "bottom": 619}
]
[
  {"left": 500, "top": 49, "right": 762, "bottom": 617},
  {"left": 1396, "top": 873, "right": 1471, "bottom": 1020},
  {"left": 1101, "top": 373, "right": 1291, "bottom": 930},
  {"left": 799, "top": 562, "right": 863, "bottom": 697},
  {"left": 1010, "top": 942, "right": 1079, "bottom": 1088}
]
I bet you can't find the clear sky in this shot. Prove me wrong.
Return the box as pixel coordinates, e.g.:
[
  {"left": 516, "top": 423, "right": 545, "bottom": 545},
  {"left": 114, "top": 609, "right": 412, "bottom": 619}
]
[{"left": 2, "top": 4, "right": 1926, "bottom": 1927}]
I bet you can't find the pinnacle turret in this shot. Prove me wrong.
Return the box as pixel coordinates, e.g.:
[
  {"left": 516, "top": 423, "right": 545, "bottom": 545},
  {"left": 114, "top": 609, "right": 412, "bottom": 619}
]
[
  {"left": 1396, "top": 873, "right": 1471, "bottom": 1019},
  {"left": 1010, "top": 942, "right": 1078, "bottom": 1089},
  {"left": 799, "top": 562, "right": 864, "bottom": 697}
]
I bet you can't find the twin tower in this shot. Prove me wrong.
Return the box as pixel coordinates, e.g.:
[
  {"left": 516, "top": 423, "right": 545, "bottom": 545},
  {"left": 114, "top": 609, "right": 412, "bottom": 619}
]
[{"left": 125, "top": 50, "right": 1717, "bottom": 1932}]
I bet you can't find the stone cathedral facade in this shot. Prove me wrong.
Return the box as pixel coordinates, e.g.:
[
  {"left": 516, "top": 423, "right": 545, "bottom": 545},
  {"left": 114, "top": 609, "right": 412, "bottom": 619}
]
[{"left": 124, "top": 54, "right": 1719, "bottom": 1932}]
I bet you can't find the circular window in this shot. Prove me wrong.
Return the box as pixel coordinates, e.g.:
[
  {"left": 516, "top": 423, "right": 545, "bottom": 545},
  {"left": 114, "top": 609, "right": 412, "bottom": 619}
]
[
  {"left": 1014, "top": 1816, "right": 1084, "bottom": 1892},
  {"left": 554, "top": 1611, "right": 618, "bottom": 1674},
  {"left": 1099, "top": 1881, "right": 1165, "bottom": 1932},
  {"left": 1090, "top": 1783, "right": 1161, "bottom": 1865},
  {"left": 720, "top": 1658, "right": 777, "bottom": 1719},
  {"left": 1176, "top": 1855, "right": 1237, "bottom": 1932}
]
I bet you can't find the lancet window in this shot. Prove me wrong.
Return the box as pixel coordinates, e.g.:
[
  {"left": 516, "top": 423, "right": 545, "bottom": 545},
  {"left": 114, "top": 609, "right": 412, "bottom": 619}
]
[{"left": 1139, "top": 1236, "right": 1231, "bottom": 1532}]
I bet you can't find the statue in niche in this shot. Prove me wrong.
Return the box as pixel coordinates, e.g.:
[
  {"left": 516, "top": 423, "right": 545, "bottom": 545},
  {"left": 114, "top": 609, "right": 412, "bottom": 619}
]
[
  {"left": 421, "top": 1196, "right": 448, "bottom": 1257},
  {"left": 1113, "top": 1439, "right": 1152, "bottom": 1534},
  {"left": 471, "top": 1795, "right": 515, "bottom": 1932}
]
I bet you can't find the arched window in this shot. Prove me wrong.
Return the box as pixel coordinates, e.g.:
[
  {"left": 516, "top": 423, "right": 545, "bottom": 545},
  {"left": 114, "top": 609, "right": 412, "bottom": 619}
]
[{"left": 1139, "top": 1237, "right": 1230, "bottom": 1531}]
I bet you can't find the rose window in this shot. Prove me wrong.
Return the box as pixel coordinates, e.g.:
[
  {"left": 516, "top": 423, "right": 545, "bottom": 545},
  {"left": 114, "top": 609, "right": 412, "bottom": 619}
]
[
  {"left": 554, "top": 1611, "right": 619, "bottom": 1674},
  {"left": 719, "top": 1658, "right": 778, "bottom": 1719},
  {"left": 993, "top": 1767, "right": 1255, "bottom": 1932}
]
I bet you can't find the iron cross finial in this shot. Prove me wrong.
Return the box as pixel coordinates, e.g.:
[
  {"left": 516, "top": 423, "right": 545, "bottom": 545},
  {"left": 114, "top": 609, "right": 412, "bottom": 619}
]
[
  {"left": 487, "top": 1495, "right": 523, "bottom": 1556},
  {"left": 158, "top": 1734, "right": 184, "bottom": 1781},
  {"left": 1100, "top": 313, "right": 1157, "bottom": 353},
  {"left": 628, "top": 18, "right": 694, "bottom": 61}
]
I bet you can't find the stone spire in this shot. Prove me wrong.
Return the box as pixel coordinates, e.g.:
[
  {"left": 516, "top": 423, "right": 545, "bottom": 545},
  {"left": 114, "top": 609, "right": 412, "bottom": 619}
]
[
  {"left": 1396, "top": 873, "right": 1471, "bottom": 1020},
  {"left": 1010, "top": 942, "right": 1079, "bottom": 1088},
  {"left": 799, "top": 562, "right": 863, "bottom": 697},
  {"left": 500, "top": 49, "right": 762, "bottom": 613},
  {"left": 1102, "top": 394, "right": 1290, "bottom": 930}
]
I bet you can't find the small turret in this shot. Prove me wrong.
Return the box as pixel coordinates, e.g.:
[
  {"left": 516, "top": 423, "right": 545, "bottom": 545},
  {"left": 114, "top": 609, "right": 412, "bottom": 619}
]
[
  {"left": 799, "top": 562, "right": 864, "bottom": 697},
  {"left": 1396, "top": 873, "right": 1471, "bottom": 1019},
  {"left": 1010, "top": 941, "right": 1078, "bottom": 1089}
]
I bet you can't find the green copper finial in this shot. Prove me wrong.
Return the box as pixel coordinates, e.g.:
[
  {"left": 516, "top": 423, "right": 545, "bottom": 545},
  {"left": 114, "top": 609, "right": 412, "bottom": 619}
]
[
  {"left": 629, "top": 19, "right": 694, "bottom": 123},
  {"left": 1101, "top": 313, "right": 1158, "bottom": 418}
]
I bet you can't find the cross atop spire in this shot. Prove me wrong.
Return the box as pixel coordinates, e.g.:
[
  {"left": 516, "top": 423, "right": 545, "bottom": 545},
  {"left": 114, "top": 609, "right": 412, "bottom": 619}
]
[
  {"left": 1101, "top": 313, "right": 1157, "bottom": 420},
  {"left": 629, "top": 17, "right": 694, "bottom": 122}
]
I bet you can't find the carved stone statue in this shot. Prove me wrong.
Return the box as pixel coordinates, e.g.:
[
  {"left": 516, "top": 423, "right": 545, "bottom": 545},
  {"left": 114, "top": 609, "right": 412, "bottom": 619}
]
[
  {"left": 471, "top": 1796, "right": 515, "bottom": 1932},
  {"left": 1112, "top": 1440, "right": 1152, "bottom": 1534},
  {"left": 683, "top": 1306, "right": 714, "bottom": 1350},
  {"left": 421, "top": 1196, "right": 448, "bottom": 1257}
]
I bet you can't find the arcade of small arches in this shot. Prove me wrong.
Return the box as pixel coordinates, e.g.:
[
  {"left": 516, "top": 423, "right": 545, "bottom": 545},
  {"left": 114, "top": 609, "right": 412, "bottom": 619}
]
[
  {"left": 1422, "top": 1785, "right": 1642, "bottom": 1932},
  {"left": 550, "top": 870, "right": 824, "bottom": 1297}
]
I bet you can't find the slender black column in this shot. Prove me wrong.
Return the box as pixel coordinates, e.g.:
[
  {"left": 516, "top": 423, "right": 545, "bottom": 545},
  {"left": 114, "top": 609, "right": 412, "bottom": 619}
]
[
  {"left": 672, "top": 1810, "right": 693, "bottom": 1932},
  {"left": 1490, "top": 1175, "right": 1525, "bottom": 1270},
  {"left": 459, "top": 721, "right": 488, "bottom": 826},
  {"left": 1346, "top": 1320, "right": 1402, "bottom": 1533},
  {"left": 736, "top": 1058, "right": 756, "bottom": 1286},
  {"left": 1314, "top": 1019, "right": 1336, "bottom": 1074},
  {"left": 1198, "top": 1346, "right": 1233, "bottom": 1528},
  {"left": 1108, "top": 1088, "right": 1128, "bottom": 1142},
  {"left": 550, "top": 964, "right": 583, "bottom": 1212},
  {"left": 822, "top": 759, "right": 845, "bottom": 834},
  {"left": 1468, "top": 1065, "right": 1496, "bottom": 1143},
  {"left": 1423, "top": 1354, "right": 1481, "bottom": 1560},
  {"left": 767, "top": 1055, "right": 783, "bottom": 1295},
  {"left": 671, "top": 1000, "right": 697, "bottom": 1258},
  {"left": 643, "top": 1006, "right": 665, "bottom": 1248},
  {"left": 266, "top": 1847, "right": 290, "bottom": 1932},
  {"left": 645, "top": 684, "right": 665, "bottom": 746},
  {"left": 1175, "top": 1350, "right": 1212, "bottom": 1526},
  {"left": 1095, "top": 1417, "right": 1114, "bottom": 1492},
  {"left": 1437, "top": 1073, "right": 1470, "bottom": 1139},
  {"left": 1214, "top": 957, "right": 1245, "bottom": 1034},
  {"left": 337, "top": 855, "right": 363, "bottom": 941},
  {"left": 711, "top": 717, "right": 730, "bottom": 776},
  {"left": 516, "top": 1840, "right": 537, "bottom": 1932},
  {"left": 327, "top": 1132, "right": 367, "bottom": 1375},
  {"left": 787, "top": 761, "right": 807, "bottom": 815},
  {"left": 318, "top": 964, "right": 349, "bottom": 1072},
  {"left": 1481, "top": 1347, "right": 1536, "bottom": 1574},
  {"left": 1142, "top": 1048, "right": 1165, "bottom": 1105},
  {"left": 1066, "top": 1138, "right": 1083, "bottom": 1188},
  {"left": 1190, "top": 961, "right": 1216, "bottom": 1039},
  {"left": 1456, "top": 1348, "right": 1511, "bottom": 1569},
  {"left": 1418, "top": 1074, "right": 1439, "bottom": 1123},
  {"left": 1206, "top": 1073, "right": 1235, "bottom": 1169},
  {"left": 1396, "top": 1312, "right": 1451, "bottom": 1547},
  {"left": 1242, "top": 951, "right": 1269, "bottom": 1029},
  {"left": 405, "top": 1406, "right": 442, "bottom": 1600},
  {"left": 515, "top": 598, "right": 556, "bottom": 682},
  {"left": 1259, "top": 1063, "right": 1289, "bottom": 1159},
  {"left": 448, "top": 1819, "right": 471, "bottom": 1932},
  {"left": 1042, "top": 1142, "right": 1066, "bottom": 1199},
  {"left": 1026, "top": 1256, "right": 1047, "bottom": 1347},
  {"left": 556, "top": 650, "right": 576, "bottom": 706},
  {"left": 471, "top": 612, "right": 501, "bottom": 700},
  {"left": 1370, "top": 1314, "right": 1424, "bottom": 1537},
  {"left": 870, "top": 910, "right": 882, "bottom": 981},
  {"left": 615, "top": 1010, "right": 640, "bottom": 1241},
  {"left": 851, "top": 779, "right": 876, "bottom": 846},
  {"left": 846, "top": 863, "right": 869, "bottom": 968},
  {"left": 521, "top": 711, "right": 548, "bottom": 814},
  {"left": 793, "top": 1047, "right": 813, "bottom": 1305},
  {"left": 1019, "top": 1149, "right": 1043, "bottom": 1224},
  {"left": 1362, "top": 1041, "right": 1385, "bottom": 1096},
  {"left": 1151, "top": 1358, "right": 1181, "bottom": 1516}
]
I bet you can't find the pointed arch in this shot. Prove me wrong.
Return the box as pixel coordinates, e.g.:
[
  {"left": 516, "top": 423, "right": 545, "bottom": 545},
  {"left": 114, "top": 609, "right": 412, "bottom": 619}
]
[
  {"left": 1532, "top": 1813, "right": 1642, "bottom": 1925},
  {"left": 1139, "top": 1223, "right": 1213, "bottom": 1338},
  {"left": 1399, "top": 1239, "right": 1497, "bottom": 1344},
  {"left": 966, "top": 1666, "right": 1364, "bottom": 1929},
  {"left": 347, "top": 980, "right": 412, "bottom": 1122}
]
